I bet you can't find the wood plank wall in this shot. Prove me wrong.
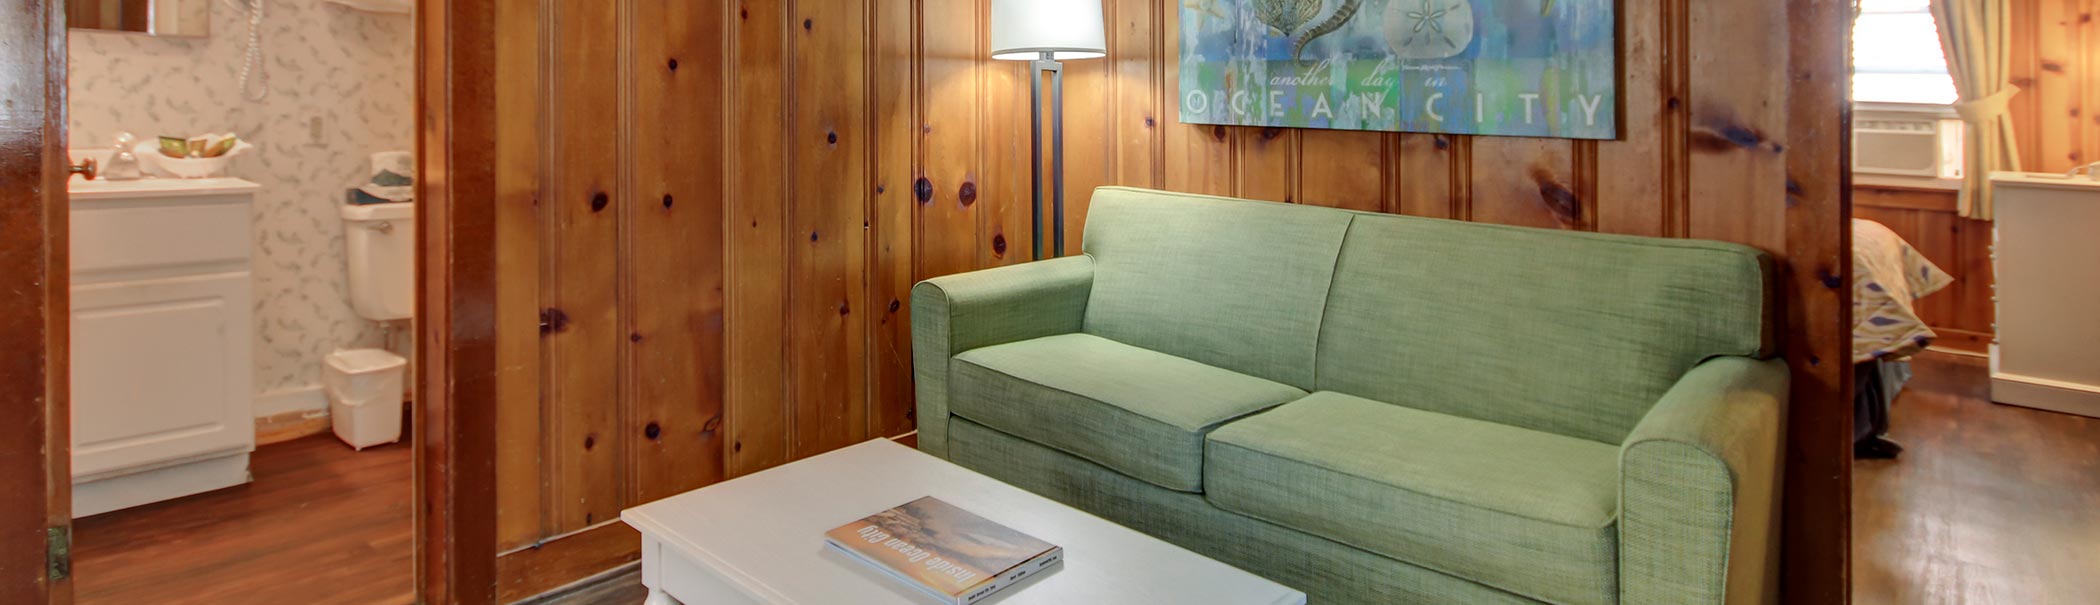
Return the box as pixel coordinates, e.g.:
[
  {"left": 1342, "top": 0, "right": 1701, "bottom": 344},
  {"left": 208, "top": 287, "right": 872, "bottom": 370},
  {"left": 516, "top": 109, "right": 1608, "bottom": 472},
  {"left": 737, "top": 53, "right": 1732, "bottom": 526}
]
[
  {"left": 2010, "top": 0, "right": 2100, "bottom": 173},
  {"left": 484, "top": 0, "right": 1852, "bottom": 600},
  {"left": 488, "top": 0, "right": 731, "bottom": 598}
]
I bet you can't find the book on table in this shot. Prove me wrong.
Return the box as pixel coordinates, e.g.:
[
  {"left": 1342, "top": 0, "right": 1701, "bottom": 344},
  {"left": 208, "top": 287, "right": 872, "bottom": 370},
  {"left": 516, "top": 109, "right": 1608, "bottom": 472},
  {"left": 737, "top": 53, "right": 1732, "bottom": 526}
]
[{"left": 824, "top": 496, "right": 1064, "bottom": 605}]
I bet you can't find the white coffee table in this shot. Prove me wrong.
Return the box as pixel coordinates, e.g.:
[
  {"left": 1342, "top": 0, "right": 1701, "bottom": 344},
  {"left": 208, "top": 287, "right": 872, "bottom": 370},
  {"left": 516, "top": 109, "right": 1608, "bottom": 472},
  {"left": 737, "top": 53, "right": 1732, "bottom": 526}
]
[{"left": 621, "top": 438, "right": 1306, "bottom": 605}]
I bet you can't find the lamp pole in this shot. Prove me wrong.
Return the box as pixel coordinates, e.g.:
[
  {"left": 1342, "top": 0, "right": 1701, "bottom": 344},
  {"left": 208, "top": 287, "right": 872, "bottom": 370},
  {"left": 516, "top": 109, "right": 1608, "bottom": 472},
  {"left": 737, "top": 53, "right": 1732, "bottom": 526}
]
[
  {"left": 991, "top": 0, "right": 1102, "bottom": 259},
  {"left": 1029, "top": 51, "right": 1066, "bottom": 260}
]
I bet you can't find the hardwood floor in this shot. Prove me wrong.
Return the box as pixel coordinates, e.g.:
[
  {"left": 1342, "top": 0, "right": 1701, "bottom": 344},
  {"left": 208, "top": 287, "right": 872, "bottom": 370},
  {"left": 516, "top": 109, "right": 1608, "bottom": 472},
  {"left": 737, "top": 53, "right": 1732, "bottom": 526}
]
[
  {"left": 109, "top": 367, "right": 2075, "bottom": 605},
  {"left": 1853, "top": 351, "right": 2100, "bottom": 605},
  {"left": 73, "top": 434, "right": 414, "bottom": 605}
]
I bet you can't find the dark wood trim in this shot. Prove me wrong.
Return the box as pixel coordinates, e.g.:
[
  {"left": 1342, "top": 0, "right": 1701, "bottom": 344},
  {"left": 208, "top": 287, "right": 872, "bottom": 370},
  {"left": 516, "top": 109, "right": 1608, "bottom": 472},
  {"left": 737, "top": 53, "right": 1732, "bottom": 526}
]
[
  {"left": 0, "top": 0, "right": 72, "bottom": 602},
  {"left": 417, "top": 0, "right": 502, "bottom": 602},
  {"left": 1854, "top": 185, "right": 1960, "bottom": 212},
  {"left": 1928, "top": 329, "right": 1992, "bottom": 355},
  {"left": 1783, "top": 0, "right": 1855, "bottom": 601},
  {"left": 494, "top": 522, "right": 641, "bottom": 604}
]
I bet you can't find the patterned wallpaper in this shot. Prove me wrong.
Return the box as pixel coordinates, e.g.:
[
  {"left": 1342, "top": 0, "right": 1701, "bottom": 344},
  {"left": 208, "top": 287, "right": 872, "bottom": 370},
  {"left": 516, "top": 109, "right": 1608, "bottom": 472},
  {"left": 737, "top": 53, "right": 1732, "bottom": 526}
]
[{"left": 69, "top": 1, "right": 414, "bottom": 405}]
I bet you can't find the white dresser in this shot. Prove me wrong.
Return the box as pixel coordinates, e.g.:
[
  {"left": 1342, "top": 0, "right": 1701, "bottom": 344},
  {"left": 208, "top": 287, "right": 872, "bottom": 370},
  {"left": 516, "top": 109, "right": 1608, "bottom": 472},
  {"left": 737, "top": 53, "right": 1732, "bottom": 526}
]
[
  {"left": 69, "top": 178, "right": 259, "bottom": 517},
  {"left": 1987, "top": 172, "right": 2100, "bottom": 418}
]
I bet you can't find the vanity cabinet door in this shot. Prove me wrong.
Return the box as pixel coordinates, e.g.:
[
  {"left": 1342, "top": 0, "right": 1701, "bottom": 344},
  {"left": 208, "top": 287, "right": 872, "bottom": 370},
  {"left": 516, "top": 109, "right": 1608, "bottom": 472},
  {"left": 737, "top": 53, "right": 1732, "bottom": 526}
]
[{"left": 70, "top": 271, "right": 255, "bottom": 480}]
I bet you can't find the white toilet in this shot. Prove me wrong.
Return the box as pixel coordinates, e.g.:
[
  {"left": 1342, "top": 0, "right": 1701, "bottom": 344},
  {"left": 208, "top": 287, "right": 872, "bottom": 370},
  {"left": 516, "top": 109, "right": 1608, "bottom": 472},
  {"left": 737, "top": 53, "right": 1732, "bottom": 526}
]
[
  {"left": 330, "top": 202, "right": 415, "bottom": 449},
  {"left": 342, "top": 202, "right": 415, "bottom": 322}
]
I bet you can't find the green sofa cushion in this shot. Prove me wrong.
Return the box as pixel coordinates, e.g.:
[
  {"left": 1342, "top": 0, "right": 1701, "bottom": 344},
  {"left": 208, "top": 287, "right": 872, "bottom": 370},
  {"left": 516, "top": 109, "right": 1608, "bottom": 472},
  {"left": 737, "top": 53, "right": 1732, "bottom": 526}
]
[
  {"left": 1079, "top": 187, "right": 1353, "bottom": 390},
  {"left": 1206, "top": 391, "right": 1621, "bottom": 605},
  {"left": 1316, "top": 213, "right": 1774, "bottom": 444},
  {"left": 949, "top": 333, "right": 1307, "bottom": 492},
  {"left": 949, "top": 417, "right": 1538, "bottom": 605}
]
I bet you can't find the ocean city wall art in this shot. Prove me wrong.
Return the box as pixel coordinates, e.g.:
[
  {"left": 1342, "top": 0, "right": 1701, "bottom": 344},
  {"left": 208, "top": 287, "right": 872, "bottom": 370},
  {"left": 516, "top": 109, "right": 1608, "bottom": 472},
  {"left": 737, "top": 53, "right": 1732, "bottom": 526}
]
[{"left": 1177, "top": 0, "right": 1618, "bottom": 140}]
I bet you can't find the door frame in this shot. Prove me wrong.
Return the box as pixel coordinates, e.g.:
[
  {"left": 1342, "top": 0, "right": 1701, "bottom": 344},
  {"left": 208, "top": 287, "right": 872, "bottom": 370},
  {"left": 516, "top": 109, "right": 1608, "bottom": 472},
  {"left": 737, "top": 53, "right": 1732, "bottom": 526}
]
[
  {"left": 0, "top": 0, "right": 72, "bottom": 602},
  {"left": 415, "top": 0, "right": 502, "bottom": 602},
  {"left": 0, "top": 0, "right": 507, "bottom": 603}
]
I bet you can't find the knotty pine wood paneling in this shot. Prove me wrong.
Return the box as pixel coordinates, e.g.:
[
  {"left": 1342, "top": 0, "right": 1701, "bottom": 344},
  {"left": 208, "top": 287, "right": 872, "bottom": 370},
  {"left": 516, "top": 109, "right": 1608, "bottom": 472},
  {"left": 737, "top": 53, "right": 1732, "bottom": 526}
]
[
  {"left": 917, "top": 0, "right": 987, "bottom": 282},
  {"left": 493, "top": 0, "right": 734, "bottom": 594},
  {"left": 543, "top": 0, "right": 624, "bottom": 535},
  {"left": 485, "top": 0, "right": 1853, "bottom": 600},
  {"left": 868, "top": 0, "right": 918, "bottom": 441},
  {"left": 726, "top": 0, "right": 794, "bottom": 479},
  {"left": 2008, "top": 0, "right": 2100, "bottom": 173},
  {"left": 787, "top": 0, "right": 873, "bottom": 459},
  {"left": 2013, "top": 0, "right": 2087, "bottom": 172},
  {"left": 627, "top": 0, "right": 728, "bottom": 506},
  {"left": 491, "top": 0, "right": 544, "bottom": 552},
  {"left": 1297, "top": 131, "right": 1387, "bottom": 212}
]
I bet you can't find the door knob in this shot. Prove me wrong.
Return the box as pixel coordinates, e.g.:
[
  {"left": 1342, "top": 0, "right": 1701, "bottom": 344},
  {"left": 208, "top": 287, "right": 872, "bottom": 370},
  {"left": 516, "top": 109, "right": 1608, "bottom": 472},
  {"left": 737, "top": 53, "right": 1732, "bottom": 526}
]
[{"left": 69, "top": 157, "right": 97, "bottom": 181}]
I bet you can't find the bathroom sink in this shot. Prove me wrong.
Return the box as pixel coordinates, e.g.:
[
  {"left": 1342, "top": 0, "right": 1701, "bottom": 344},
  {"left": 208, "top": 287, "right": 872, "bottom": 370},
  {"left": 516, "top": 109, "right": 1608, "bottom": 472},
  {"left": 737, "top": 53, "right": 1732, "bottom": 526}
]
[{"left": 70, "top": 177, "right": 260, "bottom": 201}]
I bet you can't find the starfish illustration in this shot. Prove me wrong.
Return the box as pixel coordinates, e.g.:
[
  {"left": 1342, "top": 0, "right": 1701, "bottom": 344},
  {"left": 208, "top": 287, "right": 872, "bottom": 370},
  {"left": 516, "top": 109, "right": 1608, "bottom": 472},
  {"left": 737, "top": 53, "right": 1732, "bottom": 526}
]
[{"left": 1403, "top": 0, "right": 1463, "bottom": 50}]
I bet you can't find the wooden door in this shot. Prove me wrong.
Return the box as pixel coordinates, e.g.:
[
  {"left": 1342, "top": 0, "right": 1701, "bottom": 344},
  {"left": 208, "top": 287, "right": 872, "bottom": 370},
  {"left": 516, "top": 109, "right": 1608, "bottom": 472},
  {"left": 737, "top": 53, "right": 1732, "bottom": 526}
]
[{"left": 0, "top": 0, "right": 74, "bottom": 603}]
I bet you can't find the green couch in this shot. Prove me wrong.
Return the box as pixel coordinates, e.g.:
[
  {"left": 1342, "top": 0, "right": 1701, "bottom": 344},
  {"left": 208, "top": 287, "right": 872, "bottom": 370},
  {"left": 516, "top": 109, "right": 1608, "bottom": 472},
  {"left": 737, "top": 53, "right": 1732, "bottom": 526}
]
[{"left": 911, "top": 187, "right": 1788, "bottom": 604}]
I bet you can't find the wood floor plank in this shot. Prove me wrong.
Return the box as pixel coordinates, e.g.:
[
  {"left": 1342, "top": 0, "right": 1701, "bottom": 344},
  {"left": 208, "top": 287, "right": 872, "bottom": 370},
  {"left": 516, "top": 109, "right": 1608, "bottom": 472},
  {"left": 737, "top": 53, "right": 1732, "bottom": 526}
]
[
  {"left": 78, "top": 352, "right": 2093, "bottom": 605},
  {"left": 72, "top": 435, "right": 412, "bottom": 605},
  {"left": 1853, "top": 352, "right": 2100, "bottom": 605}
]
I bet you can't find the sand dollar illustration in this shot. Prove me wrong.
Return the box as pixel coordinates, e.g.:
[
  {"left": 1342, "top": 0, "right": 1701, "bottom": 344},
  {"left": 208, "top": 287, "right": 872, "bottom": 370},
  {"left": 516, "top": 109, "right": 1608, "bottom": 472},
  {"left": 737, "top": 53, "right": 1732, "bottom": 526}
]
[{"left": 1383, "top": 0, "right": 1476, "bottom": 59}]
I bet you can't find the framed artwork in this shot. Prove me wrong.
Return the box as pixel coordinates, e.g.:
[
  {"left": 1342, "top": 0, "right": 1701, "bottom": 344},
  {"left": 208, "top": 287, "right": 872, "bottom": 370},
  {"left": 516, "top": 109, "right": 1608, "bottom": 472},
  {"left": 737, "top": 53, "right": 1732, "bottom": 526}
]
[{"left": 1176, "top": 0, "right": 1618, "bottom": 140}]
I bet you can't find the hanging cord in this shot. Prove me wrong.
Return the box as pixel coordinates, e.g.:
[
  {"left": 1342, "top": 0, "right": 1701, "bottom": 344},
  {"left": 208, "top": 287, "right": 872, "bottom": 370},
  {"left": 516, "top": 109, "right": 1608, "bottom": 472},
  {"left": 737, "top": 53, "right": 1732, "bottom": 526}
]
[{"left": 222, "top": 0, "right": 269, "bottom": 102}]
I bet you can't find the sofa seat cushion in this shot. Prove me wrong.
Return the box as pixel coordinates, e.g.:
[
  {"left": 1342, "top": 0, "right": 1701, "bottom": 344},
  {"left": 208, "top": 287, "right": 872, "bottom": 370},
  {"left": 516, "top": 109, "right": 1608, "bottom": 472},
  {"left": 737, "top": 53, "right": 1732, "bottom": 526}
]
[
  {"left": 1205, "top": 392, "right": 1622, "bottom": 605},
  {"left": 950, "top": 333, "right": 1306, "bottom": 492}
]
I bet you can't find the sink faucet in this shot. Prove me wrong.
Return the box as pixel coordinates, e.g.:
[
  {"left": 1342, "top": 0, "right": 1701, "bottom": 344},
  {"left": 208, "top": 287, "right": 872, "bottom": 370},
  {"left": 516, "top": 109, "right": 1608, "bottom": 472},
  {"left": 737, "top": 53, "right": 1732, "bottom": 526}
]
[{"left": 101, "top": 132, "right": 144, "bottom": 181}]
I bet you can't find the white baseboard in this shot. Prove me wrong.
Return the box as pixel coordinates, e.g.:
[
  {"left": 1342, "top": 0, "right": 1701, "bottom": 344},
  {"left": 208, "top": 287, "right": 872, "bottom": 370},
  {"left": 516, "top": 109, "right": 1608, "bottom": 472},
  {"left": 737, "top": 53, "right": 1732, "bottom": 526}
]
[
  {"left": 255, "top": 384, "right": 327, "bottom": 418},
  {"left": 74, "top": 452, "right": 250, "bottom": 518},
  {"left": 1991, "top": 372, "right": 2100, "bottom": 419}
]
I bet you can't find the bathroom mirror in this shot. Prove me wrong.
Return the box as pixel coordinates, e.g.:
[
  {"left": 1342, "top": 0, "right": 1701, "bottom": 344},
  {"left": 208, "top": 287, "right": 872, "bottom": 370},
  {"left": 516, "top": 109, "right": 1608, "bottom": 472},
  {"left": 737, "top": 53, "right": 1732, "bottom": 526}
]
[{"left": 68, "top": 0, "right": 211, "bottom": 37}]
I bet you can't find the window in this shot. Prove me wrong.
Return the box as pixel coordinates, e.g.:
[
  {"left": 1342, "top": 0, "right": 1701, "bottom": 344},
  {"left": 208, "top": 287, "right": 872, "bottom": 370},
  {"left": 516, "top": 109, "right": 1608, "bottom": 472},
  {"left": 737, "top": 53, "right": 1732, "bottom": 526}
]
[{"left": 1854, "top": 0, "right": 1957, "bottom": 105}]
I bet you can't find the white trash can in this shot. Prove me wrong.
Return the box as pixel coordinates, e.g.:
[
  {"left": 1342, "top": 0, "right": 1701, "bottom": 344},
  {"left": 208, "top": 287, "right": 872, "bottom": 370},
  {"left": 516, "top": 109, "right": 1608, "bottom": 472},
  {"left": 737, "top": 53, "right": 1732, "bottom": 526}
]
[{"left": 324, "top": 348, "right": 408, "bottom": 450}]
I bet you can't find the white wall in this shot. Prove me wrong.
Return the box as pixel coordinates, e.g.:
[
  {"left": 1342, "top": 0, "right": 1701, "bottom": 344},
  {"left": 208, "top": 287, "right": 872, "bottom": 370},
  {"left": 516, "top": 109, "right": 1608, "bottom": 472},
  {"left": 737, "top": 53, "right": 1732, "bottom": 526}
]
[{"left": 68, "top": 1, "right": 414, "bottom": 416}]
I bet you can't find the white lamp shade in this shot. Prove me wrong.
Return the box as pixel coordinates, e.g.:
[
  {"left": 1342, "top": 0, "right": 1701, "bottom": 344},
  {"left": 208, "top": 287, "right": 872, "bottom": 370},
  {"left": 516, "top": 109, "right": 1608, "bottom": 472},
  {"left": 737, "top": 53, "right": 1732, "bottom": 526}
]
[{"left": 990, "top": 0, "right": 1107, "bottom": 61}]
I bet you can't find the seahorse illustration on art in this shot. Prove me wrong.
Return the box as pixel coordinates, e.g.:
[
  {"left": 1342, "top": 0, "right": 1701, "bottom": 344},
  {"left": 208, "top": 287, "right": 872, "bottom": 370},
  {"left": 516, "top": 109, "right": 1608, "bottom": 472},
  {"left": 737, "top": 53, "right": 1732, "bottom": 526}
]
[
  {"left": 1291, "top": 0, "right": 1364, "bottom": 60},
  {"left": 1250, "top": 0, "right": 1324, "bottom": 37}
]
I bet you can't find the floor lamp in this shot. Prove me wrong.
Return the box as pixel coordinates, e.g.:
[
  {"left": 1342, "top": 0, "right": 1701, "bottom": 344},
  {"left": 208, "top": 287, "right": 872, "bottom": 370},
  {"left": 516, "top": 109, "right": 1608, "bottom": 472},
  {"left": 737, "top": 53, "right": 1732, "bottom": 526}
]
[{"left": 991, "top": 0, "right": 1106, "bottom": 260}]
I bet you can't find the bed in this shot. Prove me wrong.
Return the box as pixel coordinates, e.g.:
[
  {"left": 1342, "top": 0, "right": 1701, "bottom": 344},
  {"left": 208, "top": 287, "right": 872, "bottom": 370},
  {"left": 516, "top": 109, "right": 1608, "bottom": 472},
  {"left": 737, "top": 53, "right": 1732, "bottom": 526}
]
[{"left": 1851, "top": 218, "right": 1955, "bottom": 459}]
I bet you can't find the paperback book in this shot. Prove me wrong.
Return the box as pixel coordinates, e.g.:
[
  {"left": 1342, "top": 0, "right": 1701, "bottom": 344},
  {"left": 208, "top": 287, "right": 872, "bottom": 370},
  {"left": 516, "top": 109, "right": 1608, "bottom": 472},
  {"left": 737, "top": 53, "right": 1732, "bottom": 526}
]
[{"left": 825, "top": 496, "right": 1063, "bottom": 604}]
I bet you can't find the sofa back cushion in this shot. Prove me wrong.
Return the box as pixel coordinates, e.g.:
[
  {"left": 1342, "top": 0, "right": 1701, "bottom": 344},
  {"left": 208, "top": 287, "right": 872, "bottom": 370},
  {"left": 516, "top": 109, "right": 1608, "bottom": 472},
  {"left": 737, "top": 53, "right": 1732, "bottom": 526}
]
[
  {"left": 1081, "top": 187, "right": 1353, "bottom": 390},
  {"left": 1317, "top": 214, "right": 1774, "bottom": 444}
]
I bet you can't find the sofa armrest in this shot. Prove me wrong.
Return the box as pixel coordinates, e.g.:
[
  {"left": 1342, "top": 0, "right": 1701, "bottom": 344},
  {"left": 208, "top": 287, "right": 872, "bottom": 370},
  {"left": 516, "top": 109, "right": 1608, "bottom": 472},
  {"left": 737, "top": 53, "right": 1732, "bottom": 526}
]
[
  {"left": 910, "top": 256, "right": 1094, "bottom": 457},
  {"left": 1620, "top": 356, "right": 1789, "bottom": 605}
]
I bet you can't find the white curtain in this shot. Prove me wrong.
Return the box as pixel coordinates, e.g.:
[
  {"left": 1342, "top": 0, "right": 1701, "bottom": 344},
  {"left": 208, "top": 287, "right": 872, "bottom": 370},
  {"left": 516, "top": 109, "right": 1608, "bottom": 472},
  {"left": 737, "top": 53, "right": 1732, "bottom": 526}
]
[{"left": 1932, "top": 0, "right": 2020, "bottom": 221}]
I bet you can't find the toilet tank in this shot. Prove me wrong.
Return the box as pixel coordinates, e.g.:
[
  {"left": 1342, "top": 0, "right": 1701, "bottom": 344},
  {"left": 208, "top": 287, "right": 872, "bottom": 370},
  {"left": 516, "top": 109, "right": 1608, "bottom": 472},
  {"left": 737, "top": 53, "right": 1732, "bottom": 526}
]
[{"left": 341, "top": 203, "right": 415, "bottom": 321}]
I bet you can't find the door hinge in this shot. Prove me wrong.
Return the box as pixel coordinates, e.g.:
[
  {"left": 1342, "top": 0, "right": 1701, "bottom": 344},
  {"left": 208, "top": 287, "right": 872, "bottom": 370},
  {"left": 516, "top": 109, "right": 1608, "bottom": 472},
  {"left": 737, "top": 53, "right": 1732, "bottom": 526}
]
[{"left": 47, "top": 525, "right": 70, "bottom": 581}]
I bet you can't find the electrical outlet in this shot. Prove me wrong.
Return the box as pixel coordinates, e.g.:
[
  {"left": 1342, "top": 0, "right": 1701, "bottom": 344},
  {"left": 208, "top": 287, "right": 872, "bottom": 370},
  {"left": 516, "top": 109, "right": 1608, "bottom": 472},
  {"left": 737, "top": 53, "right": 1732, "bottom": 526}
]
[{"left": 308, "top": 116, "right": 325, "bottom": 146}]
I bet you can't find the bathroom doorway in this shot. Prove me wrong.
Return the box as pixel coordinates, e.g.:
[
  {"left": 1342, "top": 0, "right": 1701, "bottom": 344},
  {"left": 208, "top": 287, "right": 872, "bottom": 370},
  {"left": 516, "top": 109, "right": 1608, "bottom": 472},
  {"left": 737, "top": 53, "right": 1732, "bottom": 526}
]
[{"left": 2, "top": 0, "right": 424, "bottom": 603}]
